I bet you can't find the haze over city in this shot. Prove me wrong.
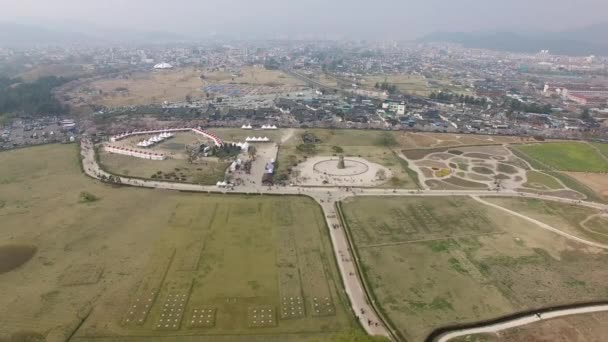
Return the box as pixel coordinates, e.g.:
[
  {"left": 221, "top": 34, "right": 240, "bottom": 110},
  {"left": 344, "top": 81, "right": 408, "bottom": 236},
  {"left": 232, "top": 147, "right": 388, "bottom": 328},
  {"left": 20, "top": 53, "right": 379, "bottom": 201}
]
[{"left": 2, "top": 0, "right": 608, "bottom": 39}]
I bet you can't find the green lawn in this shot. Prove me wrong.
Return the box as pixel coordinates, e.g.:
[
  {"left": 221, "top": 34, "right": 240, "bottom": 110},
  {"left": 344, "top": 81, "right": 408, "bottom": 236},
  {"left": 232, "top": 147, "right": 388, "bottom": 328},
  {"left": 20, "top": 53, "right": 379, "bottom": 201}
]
[
  {"left": 516, "top": 143, "right": 608, "bottom": 172},
  {"left": 592, "top": 142, "right": 608, "bottom": 158},
  {"left": 0, "top": 144, "right": 359, "bottom": 341},
  {"left": 339, "top": 196, "right": 608, "bottom": 341}
]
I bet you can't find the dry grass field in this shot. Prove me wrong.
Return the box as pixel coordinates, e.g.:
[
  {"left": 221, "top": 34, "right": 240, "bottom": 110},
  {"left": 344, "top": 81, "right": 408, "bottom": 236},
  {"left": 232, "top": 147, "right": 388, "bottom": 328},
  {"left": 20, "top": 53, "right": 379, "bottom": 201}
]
[
  {"left": 98, "top": 151, "right": 229, "bottom": 185},
  {"left": 399, "top": 132, "right": 526, "bottom": 150},
  {"left": 564, "top": 172, "right": 608, "bottom": 201},
  {"left": 485, "top": 197, "right": 608, "bottom": 244},
  {"left": 18, "top": 64, "right": 91, "bottom": 81},
  {"left": 340, "top": 196, "right": 608, "bottom": 341},
  {"left": 66, "top": 68, "right": 204, "bottom": 107},
  {"left": 358, "top": 75, "right": 429, "bottom": 96},
  {"left": 0, "top": 144, "right": 357, "bottom": 342},
  {"left": 202, "top": 66, "right": 306, "bottom": 87}
]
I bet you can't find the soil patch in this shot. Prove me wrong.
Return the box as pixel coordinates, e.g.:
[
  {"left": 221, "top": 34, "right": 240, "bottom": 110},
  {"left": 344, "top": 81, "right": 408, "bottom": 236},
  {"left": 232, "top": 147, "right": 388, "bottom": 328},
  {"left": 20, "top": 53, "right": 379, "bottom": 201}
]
[
  {"left": 472, "top": 166, "right": 494, "bottom": 175},
  {"left": 497, "top": 163, "right": 518, "bottom": 174},
  {"left": 463, "top": 152, "right": 493, "bottom": 160},
  {"left": 0, "top": 245, "right": 37, "bottom": 274},
  {"left": 428, "top": 153, "right": 454, "bottom": 160},
  {"left": 443, "top": 177, "right": 488, "bottom": 189}
]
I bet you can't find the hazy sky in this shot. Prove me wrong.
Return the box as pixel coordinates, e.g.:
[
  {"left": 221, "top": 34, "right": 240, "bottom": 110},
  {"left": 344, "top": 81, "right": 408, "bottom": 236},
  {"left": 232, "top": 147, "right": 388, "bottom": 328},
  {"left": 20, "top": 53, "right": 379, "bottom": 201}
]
[{"left": 2, "top": 0, "right": 607, "bottom": 39}]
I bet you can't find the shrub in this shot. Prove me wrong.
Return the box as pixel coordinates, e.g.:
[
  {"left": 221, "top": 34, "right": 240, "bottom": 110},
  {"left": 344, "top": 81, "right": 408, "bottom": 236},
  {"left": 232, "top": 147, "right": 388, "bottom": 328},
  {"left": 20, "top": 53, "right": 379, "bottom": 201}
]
[{"left": 79, "top": 191, "right": 99, "bottom": 203}]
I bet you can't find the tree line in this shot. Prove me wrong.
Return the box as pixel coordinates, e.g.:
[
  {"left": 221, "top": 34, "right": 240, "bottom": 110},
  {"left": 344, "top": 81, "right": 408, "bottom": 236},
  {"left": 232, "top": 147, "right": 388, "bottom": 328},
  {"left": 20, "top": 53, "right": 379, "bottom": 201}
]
[
  {"left": 502, "top": 97, "right": 552, "bottom": 114},
  {"left": 0, "top": 76, "right": 69, "bottom": 115},
  {"left": 430, "top": 91, "right": 487, "bottom": 107},
  {"left": 374, "top": 82, "right": 398, "bottom": 94}
]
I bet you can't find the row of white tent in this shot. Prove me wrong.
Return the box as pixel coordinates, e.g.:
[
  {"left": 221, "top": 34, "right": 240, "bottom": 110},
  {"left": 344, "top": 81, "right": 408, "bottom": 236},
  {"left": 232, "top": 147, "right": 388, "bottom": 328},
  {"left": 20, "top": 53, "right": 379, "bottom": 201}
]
[
  {"left": 261, "top": 125, "right": 278, "bottom": 130},
  {"left": 136, "top": 132, "right": 174, "bottom": 147},
  {"left": 245, "top": 136, "right": 271, "bottom": 142},
  {"left": 241, "top": 124, "right": 277, "bottom": 130}
]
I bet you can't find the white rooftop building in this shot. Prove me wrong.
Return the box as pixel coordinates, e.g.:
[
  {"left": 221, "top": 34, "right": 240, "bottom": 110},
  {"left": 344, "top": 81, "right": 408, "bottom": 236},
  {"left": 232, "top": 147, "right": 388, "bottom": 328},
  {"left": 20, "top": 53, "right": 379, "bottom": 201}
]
[{"left": 154, "top": 62, "right": 173, "bottom": 70}]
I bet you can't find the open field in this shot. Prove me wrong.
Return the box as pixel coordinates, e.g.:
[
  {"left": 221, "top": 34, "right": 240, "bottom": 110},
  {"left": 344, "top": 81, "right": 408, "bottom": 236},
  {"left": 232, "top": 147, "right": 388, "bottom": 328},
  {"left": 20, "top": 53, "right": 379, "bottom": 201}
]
[
  {"left": 484, "top": 197, "right": 608, "bottom": 244},
  {"left": 358, "top": 74, "right": 429, "bottom": 96},
  {"left": 0, "top": 144, "right": 357, "bottom": 341},
  {"left": 452, "top": 311, "right": 608, "bottom": 342},
  {"left": 515, "top": 143, "right": 608, "bottom": 172},
  {"left": 98, "top": 151, "right": 229, "bottom": 184},
  {"left": 428, "top": 78, "right": 474, "bottom": 96},
  {"left": 401, "top": 133, "right": 527, "bottom": 150},
  {"left": 564, "top": 172, "right": 608, "bottom": 201},
  {"left": 315, "top": 73, "right": 340, "bottom": 88},
  {"left": 201, "top": 66, "right": 307, "bottom": 97},
  {"left": 203, "top": 66, "right": 306, "bottom": 87},
  {"left": 64, "top": 68, "right": 205, "bottom": 107},
  {"left": 592, "top": 142, "right": 608, "bottom": 158},
  {"left": 340, "top": 196, "right": 608, "bottom": 341}
]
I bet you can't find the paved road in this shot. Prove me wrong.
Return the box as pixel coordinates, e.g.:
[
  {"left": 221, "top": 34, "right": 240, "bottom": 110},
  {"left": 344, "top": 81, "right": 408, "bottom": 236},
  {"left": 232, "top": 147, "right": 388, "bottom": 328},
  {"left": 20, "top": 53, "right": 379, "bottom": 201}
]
[{"left": 80, "top": 141, "right": 608, "bottom": 341}]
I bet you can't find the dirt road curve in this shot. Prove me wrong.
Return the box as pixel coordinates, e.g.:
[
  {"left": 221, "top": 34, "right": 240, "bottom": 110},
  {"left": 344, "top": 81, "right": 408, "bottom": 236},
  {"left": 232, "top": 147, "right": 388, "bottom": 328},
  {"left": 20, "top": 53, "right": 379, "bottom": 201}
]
[{"left": 79, "top": 141, "right": 608, "bottom": 341}]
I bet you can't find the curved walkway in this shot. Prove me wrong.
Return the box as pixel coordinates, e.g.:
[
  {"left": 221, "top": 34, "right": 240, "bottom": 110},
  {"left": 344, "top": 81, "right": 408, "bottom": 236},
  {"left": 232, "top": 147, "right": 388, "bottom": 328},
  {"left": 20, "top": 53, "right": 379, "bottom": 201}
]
[
  {"left": 79, "top": 140, "right": 608, "bottom": 341},
  {"left": 436, "top": 304, "right": 608, "bottom": 342}
]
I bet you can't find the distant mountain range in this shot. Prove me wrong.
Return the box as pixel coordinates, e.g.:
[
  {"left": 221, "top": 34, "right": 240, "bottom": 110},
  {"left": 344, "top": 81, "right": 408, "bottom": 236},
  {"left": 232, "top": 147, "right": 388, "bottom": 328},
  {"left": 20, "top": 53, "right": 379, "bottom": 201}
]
[{"left": 420, "top": 23, "right": 608, "bottom": 56}]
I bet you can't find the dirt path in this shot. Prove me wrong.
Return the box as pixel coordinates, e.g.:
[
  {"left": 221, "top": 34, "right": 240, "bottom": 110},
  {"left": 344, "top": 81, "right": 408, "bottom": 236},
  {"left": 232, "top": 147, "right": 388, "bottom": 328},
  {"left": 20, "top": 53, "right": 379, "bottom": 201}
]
[
  {"left": 471, "top": 196, "right": 608, "bottom": 250},
  {"left": 504, "top": 144, "right": 570, "bottom": 190},
  {"left": 585, "top": 141, "right": 608, "bottom": 163},
  {"left": 579, "top": 213, "right": 608, "bottom": 238},
  {"left": 280, "top": 128, "right": 295, "bottom": 144}
]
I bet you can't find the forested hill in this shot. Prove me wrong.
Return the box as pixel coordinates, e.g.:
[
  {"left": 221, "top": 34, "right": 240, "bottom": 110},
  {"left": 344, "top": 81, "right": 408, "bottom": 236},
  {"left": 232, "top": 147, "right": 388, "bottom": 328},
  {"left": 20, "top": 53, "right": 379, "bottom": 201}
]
[{"left": 0, "top": 76, "right": 69, "bottom": 115}]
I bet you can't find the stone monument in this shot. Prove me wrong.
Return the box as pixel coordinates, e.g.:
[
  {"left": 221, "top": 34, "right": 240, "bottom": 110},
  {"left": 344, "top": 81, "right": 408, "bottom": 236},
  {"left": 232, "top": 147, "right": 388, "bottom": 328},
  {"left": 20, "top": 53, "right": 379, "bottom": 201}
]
[{"left": 337, "top": 155, "right": 345, "bottom": 169}]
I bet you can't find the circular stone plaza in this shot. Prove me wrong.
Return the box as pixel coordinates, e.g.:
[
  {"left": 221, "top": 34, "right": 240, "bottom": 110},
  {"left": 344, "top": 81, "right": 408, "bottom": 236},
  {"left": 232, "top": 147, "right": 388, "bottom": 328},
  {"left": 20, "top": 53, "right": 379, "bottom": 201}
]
[{"left": 293, "top": 156, "right": 392, "bottom": 187}]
